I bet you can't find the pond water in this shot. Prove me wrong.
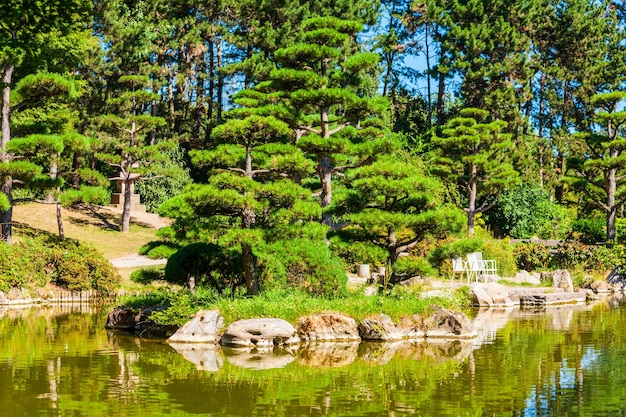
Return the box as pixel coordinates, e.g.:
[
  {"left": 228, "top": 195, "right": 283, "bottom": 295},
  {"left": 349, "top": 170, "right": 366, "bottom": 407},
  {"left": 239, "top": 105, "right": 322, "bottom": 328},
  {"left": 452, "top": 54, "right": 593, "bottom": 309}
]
[{"left": 2, "top": 296, "right": 626, "bottom": 417}]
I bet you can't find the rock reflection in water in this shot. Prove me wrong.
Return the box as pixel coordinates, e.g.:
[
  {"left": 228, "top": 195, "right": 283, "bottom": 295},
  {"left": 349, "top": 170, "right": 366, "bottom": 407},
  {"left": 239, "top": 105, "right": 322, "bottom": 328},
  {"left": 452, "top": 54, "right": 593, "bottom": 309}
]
[
  {"left": 297, "top": 341, "right": 360, "bottom": 367},
  {"left": 168, "top": 343, "right": 224, "bottom": 371},
  {"left": 222, "top": 346, "right": 296, "bottom": 370}
]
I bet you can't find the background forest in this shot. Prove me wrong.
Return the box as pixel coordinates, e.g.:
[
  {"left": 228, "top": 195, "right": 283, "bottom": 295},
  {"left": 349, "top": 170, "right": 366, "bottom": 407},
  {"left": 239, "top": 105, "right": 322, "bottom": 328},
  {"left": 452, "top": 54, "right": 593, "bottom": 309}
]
[{"left": 1, "top": 0, "right": 626, "bottom": 298}]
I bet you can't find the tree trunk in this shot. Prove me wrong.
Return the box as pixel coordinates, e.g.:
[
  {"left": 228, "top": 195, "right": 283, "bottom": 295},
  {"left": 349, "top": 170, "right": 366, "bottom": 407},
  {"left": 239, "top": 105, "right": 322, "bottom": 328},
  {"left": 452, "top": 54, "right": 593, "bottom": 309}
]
[
  {"left": 217, "top": 39, "right": 224, "bottom": 123},
  {"left": 607, "top": 158, "right": 617, "bottom": 242},
  {"left": 436, "top": 47, "right": 446, "bottom": 126},
  {"left": 241, "top": 205, "right": 258, "bottom": 296},
  {"left": 425, "top": 22, "right": 432, "bottom": 125},
  {"left": 44, "top": 159, "right": 58, "bottom": 203},
  {"left": 56, "top": 200, "right": 65, "bottom": 240},
  {"left": 319, "top": 155, "right": 333, "bottom": 225},
  {"left": 121, "top": 177, "right": 132, "bottom": 233},
  {"left": 1, "top": 64, "right": 14, "bottom": 243},
  {"left": 467, "top": 166, "right": 478, "bottom": 237}
]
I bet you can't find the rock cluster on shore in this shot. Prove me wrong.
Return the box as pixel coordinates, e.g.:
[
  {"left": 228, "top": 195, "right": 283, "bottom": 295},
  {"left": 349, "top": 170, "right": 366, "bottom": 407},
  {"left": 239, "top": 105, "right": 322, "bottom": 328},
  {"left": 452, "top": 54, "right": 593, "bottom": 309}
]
[{"left": 105, "top": 306, "right": 478, "bottom": 345}]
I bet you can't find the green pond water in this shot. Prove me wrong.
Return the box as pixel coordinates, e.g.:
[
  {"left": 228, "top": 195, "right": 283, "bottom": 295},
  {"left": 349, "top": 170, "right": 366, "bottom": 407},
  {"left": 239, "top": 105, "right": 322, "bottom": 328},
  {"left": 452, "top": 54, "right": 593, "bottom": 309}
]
[{"left": 1, "top": 296, "right": 626, "bottom": 417}]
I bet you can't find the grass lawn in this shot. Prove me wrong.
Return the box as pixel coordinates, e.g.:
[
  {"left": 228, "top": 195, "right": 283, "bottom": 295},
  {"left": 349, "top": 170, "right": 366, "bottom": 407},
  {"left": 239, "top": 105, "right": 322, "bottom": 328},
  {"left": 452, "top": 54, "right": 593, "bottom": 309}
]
[{"left": 12, "top": 202, "right": 162, "bottom": 260}]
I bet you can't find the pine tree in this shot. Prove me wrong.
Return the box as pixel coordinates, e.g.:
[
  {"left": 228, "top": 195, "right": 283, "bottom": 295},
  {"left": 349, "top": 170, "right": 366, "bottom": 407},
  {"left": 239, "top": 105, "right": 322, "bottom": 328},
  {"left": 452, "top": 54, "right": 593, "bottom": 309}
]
[
  {"left": 159, "top": 88, "right": 321, "bottom": 296},
  {"left": 95, "top": 75, "right": 168, "bottom": 232},
  {"left": 432, "top": 108, "right": 518, "bottom": 237},
  {"left": 567, "top": 92, "right": 626, "bottom": 242},
  {"left": 333, "top": 152, "right": 465, "bottom": 270},
  {"left": 268, "top": 16, "right": 392, "bottom": 225},
  {"left": 0, "top": 0, "right": 92, "bottom": 242}
]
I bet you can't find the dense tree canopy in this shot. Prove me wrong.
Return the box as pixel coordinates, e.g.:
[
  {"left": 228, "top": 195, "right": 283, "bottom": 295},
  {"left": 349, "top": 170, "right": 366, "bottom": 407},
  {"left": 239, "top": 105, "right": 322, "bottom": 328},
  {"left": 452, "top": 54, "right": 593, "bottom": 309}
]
[{"left": 2, "top": 0, "right": 626, "bottom": 294}]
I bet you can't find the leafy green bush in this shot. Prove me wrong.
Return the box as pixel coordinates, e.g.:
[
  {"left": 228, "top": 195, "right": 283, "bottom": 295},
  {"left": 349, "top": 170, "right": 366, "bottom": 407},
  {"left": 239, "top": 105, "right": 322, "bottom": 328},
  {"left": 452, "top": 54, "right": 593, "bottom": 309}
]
[
  {"left": 262, "top": 239, "right": 348, "bottom": 297},
  {"left": 134, "top": 146, "right": 192, "bottom": 213},
  {"left": 130, "top": 267, "right": 165, "bottom": 284},
  {"left": 164, "top": 243, "right": 244, "bottom": 294},
  {"left": 570, "top": 217, "right": 605, "bottom": 244},
  {"left": 486, "top": 185, "right": 570, "bottom": 239},
  {"left": 60, "top": 185, "right": 110, "bottom": 206},
  {"left": 0, "top": 236, "right": 119, "bottom": 293},
  {"left": 392, "top": 256, "right": 436, "bottom": 281},
  {"left": 51, "top": 240, "right": 121, "bottom": 293},
  {"left": 587, "top": 245, "right": 625, "bottom": 273},
  {"left": 513, "top": 242, "right": 552, "bottom": 271},
  {"left": 550, "top": 241, "right": 594, "bottom": 270},
  {"left": 0, "top": 238, "right": 51, "bottom": 291}
]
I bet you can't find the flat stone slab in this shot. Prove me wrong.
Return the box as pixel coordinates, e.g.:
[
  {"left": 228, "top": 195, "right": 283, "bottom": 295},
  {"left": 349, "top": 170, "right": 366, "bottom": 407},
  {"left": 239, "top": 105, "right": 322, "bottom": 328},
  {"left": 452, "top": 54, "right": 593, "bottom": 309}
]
[
  {"left": 168, "top": 310, "right": 224, "bottom": 343},
  {"left": 221, "top": 318, "right": 299, "bottom": 348}
]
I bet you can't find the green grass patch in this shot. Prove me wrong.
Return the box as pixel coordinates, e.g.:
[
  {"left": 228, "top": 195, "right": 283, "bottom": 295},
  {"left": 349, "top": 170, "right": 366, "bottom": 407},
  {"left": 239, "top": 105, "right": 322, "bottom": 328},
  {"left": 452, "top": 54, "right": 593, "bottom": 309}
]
[{"left": 121, "top": 286, "right": 471, "bottom": 327}]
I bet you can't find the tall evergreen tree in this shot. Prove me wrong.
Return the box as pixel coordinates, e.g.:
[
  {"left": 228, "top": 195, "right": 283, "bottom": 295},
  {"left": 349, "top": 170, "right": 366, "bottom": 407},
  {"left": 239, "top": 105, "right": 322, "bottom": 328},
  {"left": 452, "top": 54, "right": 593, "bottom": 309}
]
[
  {"left": 567, "top": 92, "right": 626, "bottom": 242},
  {"left": 160, "top": 89, "right": 322, "bottom": 296},
  {"left": 432, "top": 108, "right": 518, "bottom": 236},
  {"left": 96, "top": 75, "right": 168, "bottom": 233},
  {"left": 0, "top": 0, "right": 92, "bottom": 242},
  {"left": 333, "top": 152, "right": 465, "bottom": 269},
  {"left": 268, "top": 16, "right": 391, "bottom": 225}
]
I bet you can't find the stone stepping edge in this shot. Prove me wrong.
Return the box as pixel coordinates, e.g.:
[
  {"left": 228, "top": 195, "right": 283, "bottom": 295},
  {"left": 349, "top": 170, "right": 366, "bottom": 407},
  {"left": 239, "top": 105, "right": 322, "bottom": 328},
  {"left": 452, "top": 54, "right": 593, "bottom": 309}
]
[{"left": 106, "top": 306, "right": 478, "bottom": 347}]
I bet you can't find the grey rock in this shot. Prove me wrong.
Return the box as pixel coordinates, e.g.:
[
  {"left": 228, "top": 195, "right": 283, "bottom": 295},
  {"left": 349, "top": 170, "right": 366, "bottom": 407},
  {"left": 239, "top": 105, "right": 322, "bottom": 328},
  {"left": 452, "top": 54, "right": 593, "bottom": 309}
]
[
  {"left": 168, "top": 310, "right": 224, "bottom": 343},
  {"left": 424, "top": 307, "right": 477, "bottom": 339},
  {"left": 398, "top": 314, "right": 426, "bottom": 339},
  {"left": 221, "top": 318, "right": 299, "bottom": 348},
  {"left": 295, "top": 313, "right": 361, "bottom": 342},
  {"left": 552, "top": 269, "right": 574, "bottom": 292},
  {"left": 471, "top": 283, "right": 517, "bottom": 307},
  {"left": 358, "top": 314, "right": 404, "bottom": 341}
]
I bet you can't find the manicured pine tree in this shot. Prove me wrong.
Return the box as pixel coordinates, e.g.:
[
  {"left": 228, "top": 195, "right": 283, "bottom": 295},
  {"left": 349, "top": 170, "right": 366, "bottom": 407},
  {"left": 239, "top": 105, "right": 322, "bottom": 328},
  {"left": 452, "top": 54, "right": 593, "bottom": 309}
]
[
  {"left": 432, "top": 108, "right": 518, "bottom": 237},
  {"left": 159, "top": 89, "right": 320, "bottom": 296},
  {"left": 9, "top": 73, "right": 109, "bottom": 239},
  {"left": 96, "top": 74, "right": 168, "bottom": 233},
  {"left": 567, "top": 92, "right": 626, "bottom": 242},
  {"left": 0, "top": 0, "right": 92, "bottom": 242},
  {"left": 333, "top": 152, "right": 465, "bottom": 270},
  {"left": 267, "top": 16, "right": 392, "bottom": 225}
]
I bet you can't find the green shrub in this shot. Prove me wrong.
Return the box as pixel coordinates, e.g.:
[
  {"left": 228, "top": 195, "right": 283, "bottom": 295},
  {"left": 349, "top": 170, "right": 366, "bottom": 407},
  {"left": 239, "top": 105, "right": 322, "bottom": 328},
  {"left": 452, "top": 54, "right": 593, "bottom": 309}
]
[
  {"left": 164, "top": 243, "right": 244, "bottom": 294},
  {"left": 51, "top": 240, "right": 121, "bottom": 293},
  {"left": 570, "top": 217, "right": 605, "bottom": 244},
  {"left": 60, "top": 186, "right": 110, "bottom": 206},
  {"left": 550, "top": 241, "right": 594, "bottom": 270},
  {"left": 0, "top": 236, "right": 119, "bottom": 293},
  {"left": 262, "top": 239, "right": 348, "bottom": 297},
  {"left": 513, "top": 242, "right": 552, "bottom": 271},
  {"left": 392, "top": 256, "right": 436, "bottom": 281},
  {"left": 486, "top": 185, "right": 570, "bottom": 239},
  {"left": 134, "top": 146, "right": 192, "bottom": 213},
  {"left": 587, "top": 244, "right": 625, "bottom": 273},
  {"left": 130, "top": 267, "right": 165, "bottom": 284},
  {"left": 0, "top": 238, "right": 51, "bottom": 291}
]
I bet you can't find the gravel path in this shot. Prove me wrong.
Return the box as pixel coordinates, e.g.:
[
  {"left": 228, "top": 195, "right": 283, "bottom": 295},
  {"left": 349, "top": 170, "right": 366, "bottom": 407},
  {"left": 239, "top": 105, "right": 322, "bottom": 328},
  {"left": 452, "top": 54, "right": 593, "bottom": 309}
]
[{"left": 104, "top": 207, "right": 171, "bottom": 268}]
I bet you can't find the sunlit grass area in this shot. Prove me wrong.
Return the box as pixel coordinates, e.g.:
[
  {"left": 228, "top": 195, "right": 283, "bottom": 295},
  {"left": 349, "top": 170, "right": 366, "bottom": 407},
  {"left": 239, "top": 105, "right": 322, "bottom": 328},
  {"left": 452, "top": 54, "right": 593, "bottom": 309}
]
[{"left": 12, "top": 202, "right": 160, "bottom": 260}]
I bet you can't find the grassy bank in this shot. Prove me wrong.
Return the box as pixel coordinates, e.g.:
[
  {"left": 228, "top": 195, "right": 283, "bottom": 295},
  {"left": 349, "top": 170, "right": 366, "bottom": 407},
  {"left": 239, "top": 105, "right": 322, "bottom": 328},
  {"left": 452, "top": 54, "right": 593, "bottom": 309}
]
[{"left": 121, "top": 286, "right": 472, "bottom": 327}]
